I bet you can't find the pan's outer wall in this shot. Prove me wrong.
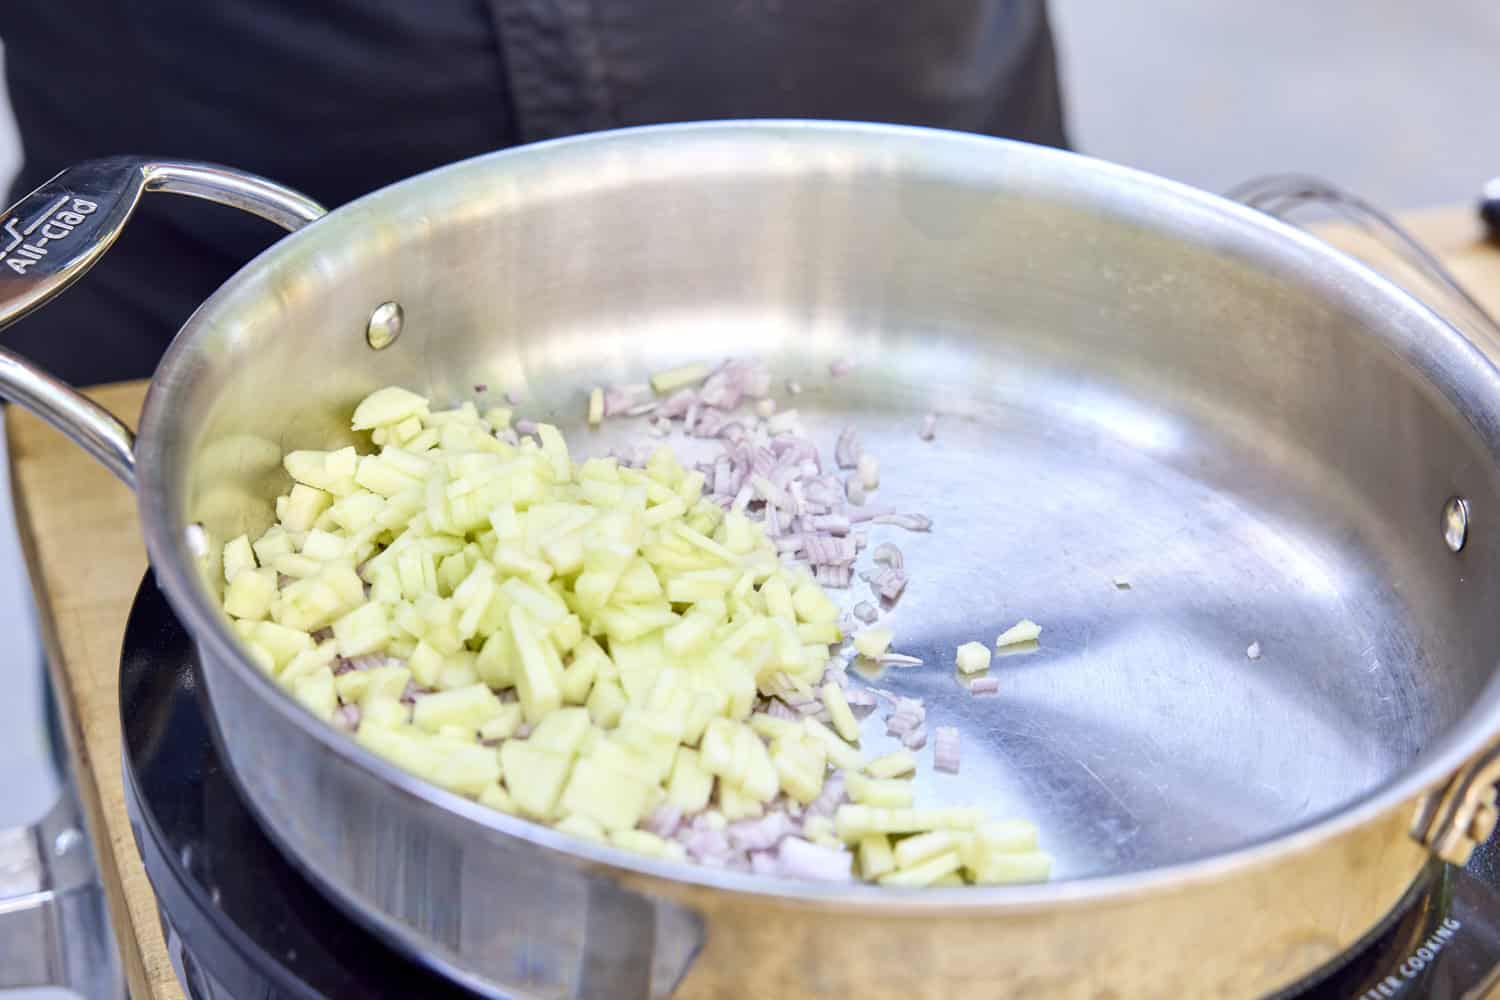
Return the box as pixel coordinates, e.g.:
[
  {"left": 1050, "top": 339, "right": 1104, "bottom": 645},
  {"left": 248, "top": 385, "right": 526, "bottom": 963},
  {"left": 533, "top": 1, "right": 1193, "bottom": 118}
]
[
  {"left": 133, "top": 123, "right": 1500, "bottom": 997},
  {"left": 211, "top": 630, "right": 1428, "bottom": 998}
]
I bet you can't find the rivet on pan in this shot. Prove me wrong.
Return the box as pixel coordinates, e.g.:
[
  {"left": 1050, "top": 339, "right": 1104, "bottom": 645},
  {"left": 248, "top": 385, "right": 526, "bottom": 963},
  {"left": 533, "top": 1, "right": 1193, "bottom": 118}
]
[
  {"left": 366, "top": 301, "right": 403, "bottom": 350},
  {"left": 1443, "top": 496, "right": 1470, "bottom": 553},
  {"left": 53, "top": 828, "right": 83, "bottom": 857}
]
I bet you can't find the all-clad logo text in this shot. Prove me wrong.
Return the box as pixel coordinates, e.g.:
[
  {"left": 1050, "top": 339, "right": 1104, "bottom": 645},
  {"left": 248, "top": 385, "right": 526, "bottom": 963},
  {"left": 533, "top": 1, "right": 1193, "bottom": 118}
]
[{"left": 0, "top": 194, "right": 98, "bottom": 274}]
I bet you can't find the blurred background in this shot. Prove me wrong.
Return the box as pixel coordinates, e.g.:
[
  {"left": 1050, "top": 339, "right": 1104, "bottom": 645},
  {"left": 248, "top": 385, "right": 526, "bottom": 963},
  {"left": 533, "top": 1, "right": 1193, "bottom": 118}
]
[
  {"left": 0, "top": 2, "right": 1498, "bottom": 993},
  {"left": 4, "top": 0, "right": 1500, "bottom": 836},
  {"left": 1050, "top": 0, "right": 1500, "bottom": 208}
]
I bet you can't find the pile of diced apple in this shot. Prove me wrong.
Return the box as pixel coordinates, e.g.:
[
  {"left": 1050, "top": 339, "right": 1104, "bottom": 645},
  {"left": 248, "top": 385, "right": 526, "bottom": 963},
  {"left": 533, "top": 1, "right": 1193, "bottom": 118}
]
[
  {"left": 215, "top": 386, "right": 851, "bottom": 860},
  {"left": 211, "top": 384, "right": 1052, "bottom": 885}
]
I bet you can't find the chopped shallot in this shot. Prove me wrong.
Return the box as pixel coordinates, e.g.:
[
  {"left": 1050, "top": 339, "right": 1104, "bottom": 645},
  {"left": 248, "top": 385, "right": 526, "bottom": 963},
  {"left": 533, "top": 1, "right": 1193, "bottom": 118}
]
[
  {"left": 872, "top": 543, "right": 903, "bottom": 569},
  {"left": 749, "top": 851, "right": 779, "bottom": 875},
  {"left": 967, "top": 676, "right": 1001, "bottom": 695},
  {"left": 775, "top": 837, "right": 853, "bottom": 881},
  {"left": 805, "top": 770, "right": 847, "bottom": 818},
  {"left": 828, "top": 358, "right": 854, "bottom": 377},
  {"left": 872, "top": 566, "right": 909, "bottom": 603},
  {"left": 728, "top": 811, "right": 798, "bottom": 852},
  {"left": 835, "top": 427, "right": 862, "bottom": 469},
  {"left": 884, "top": 697, "right": 926, "bottom": 738},
  {"left": 845, "top": 476, "right": 867, "bottom": 505},
  {"left": 332, "top": 704, "right": 361, "bottom": 731},
  {"left": 934, "top": 726, "right": 961, "bottom": 773},
  {"left": 852, "top": 601, "right": 879, "bottom": 624},
  {"left": 680, "top": 826, "right": 731, "bottom": 864},
  {"left": 765, "top": 697, "right": 802, "bottom": 722},
  {"left": 643, "top": 803, "right": 684, "bottom": 838},
  {"left": 603, "top": 383, "right": 653, "bottom": 416}
]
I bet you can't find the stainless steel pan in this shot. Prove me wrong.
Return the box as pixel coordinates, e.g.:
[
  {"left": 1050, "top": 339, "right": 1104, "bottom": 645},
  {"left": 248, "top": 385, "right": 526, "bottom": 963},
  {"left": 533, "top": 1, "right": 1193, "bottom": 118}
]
[{"left": 3, "top": 122, "right": 1500, "bottom": 999}]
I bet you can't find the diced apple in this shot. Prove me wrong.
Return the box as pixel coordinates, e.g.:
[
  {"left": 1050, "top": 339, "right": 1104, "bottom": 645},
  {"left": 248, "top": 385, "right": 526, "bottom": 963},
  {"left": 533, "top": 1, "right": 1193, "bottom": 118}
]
[
  {"left": 555, "top": 813, "right": 607, "bottom": 843},
  {"left": 791, "top": 581, "right": 839, "bottom": 624},
  {"left": 251, "top": 527, "right": 294, "bottom": 565},
  {"left": 847, "top": 772, "right": 915, "bottom": 808},
  {"left": 995, "top": 619, "right": 1042, "bottom": 648},
  {"left": 352, "top": 386, "right": 430, "bottom": 430},
  {"left": 666, "top": 747, "right": 713, "bottom": 812},
  {"left": 529, "top": 707, "right": 593, "bottom": 757},
  {"left": 224, "top": 567, "right": 276, "bottom": 620},
  {"left": 509, "top": 607, "right": 562, "bottom": 725},
  {"left": 431, "top": 744, "right": 503, "bottom": 797},
  {"left": 560, "top": 757, "right": 651, "bottom": 832},
  {"left": 797, "top": 622, "right": 841, "bottom": 646},
  {"left": 408, "top": 641, "right": 444, "bottom": 688},
  {"left": 251, "top": 621, "right": 314, "bottom": 670},
  {"left": 759, "top": 576, "right": 795, "bottom": 622},
  {"left": 560, "top": 645, "right": 599, "bottom": 705},
  {"left": 358, "top": 665, "right": 412, "bottom": 708},
  {"left": 355, "top": 455, "right": 421, "bottom": 498},
  {"left": 716, "top": 783, "right": 763, "bottom": 821},
  {"left": 412, "top": 683, "right": 504, "bottom": 732},
  {"left": 242, "top": 641, "right": 277, "bottom": 675},
  {"left": 222, "top": 534, "right": 257, "bottom": 583},
  {"left": 771, "top": 739, "right": 826, "bottom": 805},
  {"left": 956, "top": 641, "right": 992, "bottom": 675},
  {"left": 863, "top": 751, "right": 917, "bottom": 779},
  {"left": 853, "top": 627, "right": 894, "bottom": 659},
  {"left": 476, "top": 630, "right": 515, "bottom": 689},
  {"left": 285, "top": 449, "right": 358, "bottom": 496},
  {"left": 833, "top": 805, "right": 983, "bottom": 843},
  {"left": 477, "top": 703, "right": 524, "bottom": 743},
  {"left": 967, "top": 850, "right": 1052, "bottom": 885},
  {"left": 499, "top": 741, "right": 572, "bottom": 820},
  {"left": 801, "top": 718, "right": 861, "bottom": 770},
  {"left": 357, "top": 724, "right": 445, "bottom": 781},
  {"left": 478, "top": 782, "right": 517, "bottom": 814},
  {"left": 586, "top": 678, "right": 627, "bottom": 729},
  {"left": 335, "top": 669, "right": 373, "bottom": 704},
  {"left": 438, "top": 657, "right": 479, "bottom": 691},
  {"left": 878, "top": 851, "right": 962, "bottom": 888},
  {"left": 332, "top": 601, "right": 389, "bottom": 657},
  {"left": 820, "top": 682, "right": 861, "bottom": 743},
  {"left": 858, "top": 835, "right": 895, "bottom": 879},
  {"left": 282, "top": 484, "right": 334, "bottom": 533},
  {"left": 649, "top": 364, "right": 710, "bottom": 396},
  {"left": 291, "top": 666, "right": 337, "bottom": 720},
  {"left": 613, "top": 561, "right": 661, "bottom": 603},
  {"left": 609, "top": 828, "right": 683, "bottom": 861}
]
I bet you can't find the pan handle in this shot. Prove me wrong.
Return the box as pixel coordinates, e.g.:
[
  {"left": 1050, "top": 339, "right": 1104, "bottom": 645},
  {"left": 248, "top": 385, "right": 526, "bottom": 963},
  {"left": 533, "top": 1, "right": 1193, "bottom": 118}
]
[
  {"left": 0, "top": 157, "right": 326, "bottom": 489},
  {"left": 1410, "top": 739, "right": 1500, "bottom": 866}
]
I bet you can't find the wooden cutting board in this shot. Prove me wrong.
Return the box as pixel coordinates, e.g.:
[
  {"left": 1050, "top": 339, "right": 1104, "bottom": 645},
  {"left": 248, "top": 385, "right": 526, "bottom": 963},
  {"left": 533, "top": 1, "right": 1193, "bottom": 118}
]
[{"left": 8, "top": 206, "right": 1498, "bottom": 1000}]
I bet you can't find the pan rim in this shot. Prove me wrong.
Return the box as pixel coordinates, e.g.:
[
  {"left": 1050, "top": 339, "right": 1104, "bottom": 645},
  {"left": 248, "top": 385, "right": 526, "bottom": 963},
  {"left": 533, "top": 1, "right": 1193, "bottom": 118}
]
[{"left": 135, "top": 118, "right": 1500, "bottom": 908}]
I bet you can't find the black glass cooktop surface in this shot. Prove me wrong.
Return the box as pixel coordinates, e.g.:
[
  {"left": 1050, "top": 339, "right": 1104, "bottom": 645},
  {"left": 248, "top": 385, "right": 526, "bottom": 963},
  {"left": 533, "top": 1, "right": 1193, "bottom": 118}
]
[{"left": 119, "top": 572, "right": 1500, "bottom": 999}]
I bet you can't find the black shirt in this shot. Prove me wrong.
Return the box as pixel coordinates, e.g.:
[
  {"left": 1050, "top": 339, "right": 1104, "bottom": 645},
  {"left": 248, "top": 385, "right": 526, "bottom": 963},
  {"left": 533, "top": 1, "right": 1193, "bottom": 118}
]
[{"left": 1, "top": 1, "right": 1065, "bottom": 385}]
